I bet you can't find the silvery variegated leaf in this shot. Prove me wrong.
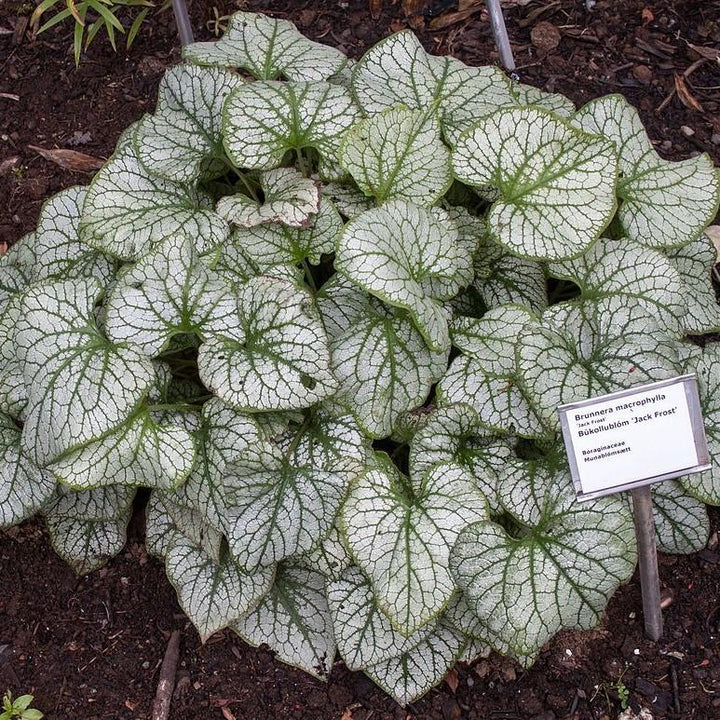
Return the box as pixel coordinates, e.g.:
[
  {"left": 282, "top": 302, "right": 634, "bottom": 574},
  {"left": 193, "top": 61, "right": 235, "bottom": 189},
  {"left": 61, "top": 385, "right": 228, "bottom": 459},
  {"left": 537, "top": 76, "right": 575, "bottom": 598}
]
[
  {"left": 318, "top": 278, "right": 447, "bottom": 438},
  {"left": 22, "top": 187, "right": 115, "bottom": 285},
  {"left": 327, "top": 565, "right": 435, "bottom": 671},
  {"left": 335, "top": 200, "right": 472, "bottom": 352},
  {"left": 183, "top": 11, "right": 346, "bottom": 82},
  {"left": 208, "top": 235, "right": 303, "bottom": 288},
  {"left": 44, "top": 485, "right": 135, "bottom": 575},
  {"left": 516, "top": 320, "right": 680, "bottom": 432},
  {"left": 0, "top": 295, "right": 27, "bottom": 417},
  {"left": 351, "top": 30, "right": 514, "bottom": 146},
  {"left": 0, "top": 413, "right": 56, "bottom": 528},
  {"left": 199, "top": 276, "right": 336, "bottom": 411},
  {"left": 409, "top": 404, "right": 512, "bottom": 514},
  {"left": 451, "top": 305, "right": 538, "bottom": 377},
  {"left": 574, "top": 94, "right": 720, "bottom": 248},
  {"left": 216, "top": 168, "right": 320, "bottom": 228},
  {"left": 216, "top": 433, "right": 350, "bottom": 570},
  {"left": 178, "top": 398, "right": 267, "bottom": 532},
  {"left": 229, "top": 197, "right": 342, "bottom": 268},
  {"left": 342, "top": 462, "right": 488, "bottom": 636},
  {"left": 451, "top": 463, "right": 637, "bottom": 665},
  {"left": 452, "top": 107, "right": 617, "bottom": 260},
  {"left": 135, "top": 64, "right": 243, "bottom": 183},
  {"left": 105, "top": 235, "right": 237, "bottom": 357},
  {"left": 165, "top": 533, "right": 274, "bottom": 642},
  {"left": 437, "top": 355, "right": 547, "bottom": 438},
  {"left": 16, "top": 278, "right": 155, "bottom": 467},
  {"left": 665, "top": 236, "right": 720, "bottom": 335},
  {"left": 296, "top": 523, "right": 352, "bottom": 581},
  {"left": 472, "top": 236, "right": 549, "bottom": 314},
  {"left": 681, "top": 347, "right": 720, "bottom": 505},
  {"left": 156, "top": 483, "right": 225, "bottom": 560},
  {"left": 46, "top": 406, "right": 196, "bottom": 491},
  {"left": 321, "top": 181, "right": 375, "bottom": 219},
  {"left": 282, "top": 409, "right": 370, "bottom": 473},
  {"left": 233, "top": 563, "right": 336, "bottom": 678},
  {"left": 363, "top": 621, "right": 466, "bottom": 706},
  {"left": 223, "top": 81, "right": 360, "bottom": 171},
  {"left": 144, "top": 492, "right": 178, "bottom": 559},
  {"left": 80, "top": 133, "right": 229, "bottom": 260},
  {"left": 649, "top": 481, "right": 709, "bottom": 555},
  {"left": 339, "top": 106, "right": 452, "bottom": 206},
  {"left": 548, "top": 238, "right": 686, "bottom": 334},
  {"left": 510, "top": 81, "right": 575, "bottom": 117}
]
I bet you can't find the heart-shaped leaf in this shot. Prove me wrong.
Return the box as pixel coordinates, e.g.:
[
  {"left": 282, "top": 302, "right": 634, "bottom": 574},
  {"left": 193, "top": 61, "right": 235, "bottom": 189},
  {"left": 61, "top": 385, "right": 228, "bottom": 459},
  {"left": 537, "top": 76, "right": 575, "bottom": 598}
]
[
  {"left": 680, "top": 346, "right": 720, "bottom": 505},
  {"left": 199, "top": 276, "right": 336, "bottom": 411},
  {"left": 451, "top": 463, "right": 636, "bottom": 665},
  {"left": 318, "top": 277, "right": 447, "bottom": 438},
  {"left": 363, "top": 620, "right": 466, "bottom": 706},
  {"left": 453, "top": 107, "right": 617, "bottom": 260},
  {"left": 327, "top": 565, "right": 435, "bottom": 670},
  {"left": 166, "top": 533, "right": 274, "bottom": 642},
  {"left": 135, "top": 64, "right": 243, "bottom": 183},
  {"left": 340, "top": 107, "right": 452, "bottom": 206},
  {"left": 0, "top": 413, "right": 56, "bottom": 528},
  {"left": 44, "top": 485, "right": 135, "bottom": 575},
  {"left": 183, "top": 11, "right": 346, "bottom": 82},
  {"left": 409, "top": 404, "right": 512, "bottom": 514},
  {"left": 342, "top": 462, "right": 488, "bottom": 635},
  {"left": 105, "top": 235, "right": 238, "bottom": 357},
  {"left": 217, "top": 168, "right": 320, "bottom": 228},
  {"left": 650, "top": 481, "right": 709, "bottom": 555},
  {"left": 216, "top": 431, "right": 350, "bottom": 570},
  {"left": 665, "top": 235, "right": 720, "bottom": 335},
  {"left": 16, "top": 278, "right": 155, "bottom": 467},
  {"left": 352, "top": 30, "right": 514, "bottom": 146},
  {"left": 223, "top": 81, "right": 360, "bottom": 171},
  {"left": 548, "top": 238, "right": 686, "bottom": 334},
  {"left": 80, "top": 132, "right": 229, "bottom": 260},
  {"left": 574, "top": 94, "right": 720, "bottom": 248},
  {"left": 336, "top": 200, "right": 472, "bottom": 351},
  {"left": 228, "top": 196, "right": 342, "bottom": 269},
  {"left": 233, "top": 563, "right": 336, "bottom": 678}
]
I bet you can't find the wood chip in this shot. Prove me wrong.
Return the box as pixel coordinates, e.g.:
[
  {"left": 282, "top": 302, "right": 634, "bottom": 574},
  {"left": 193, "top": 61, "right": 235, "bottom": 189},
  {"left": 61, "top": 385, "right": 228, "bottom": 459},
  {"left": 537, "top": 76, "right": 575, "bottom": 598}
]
[
  {"left": 402, "top": 0, "right": 426, "bottom": 29},
  {"left": 674, "top": 74, "right": 704, "bottom": 111},
  {"left": 220, "top": 708, "right": 236, "bottom": 720},
  {"left": 0, "top": 156, "right": 19, "bottom": 175},
  {"left": 445, "top": 668, "right": 459, "bottom": 693},
  {"left": 0, "top": 93, "right": 19, "bottom": 101},
  {"left": 369, "top": 0, "right": 382, "bottom": 20},
  {"left": 531, "top": 21, "right": 561, "bottom": 54},
  {"left": 28, "top": 145, "right": 105, "bottom": 173},
  {"left": 687, "top": 43, "right": 720, "bottom": 62}
]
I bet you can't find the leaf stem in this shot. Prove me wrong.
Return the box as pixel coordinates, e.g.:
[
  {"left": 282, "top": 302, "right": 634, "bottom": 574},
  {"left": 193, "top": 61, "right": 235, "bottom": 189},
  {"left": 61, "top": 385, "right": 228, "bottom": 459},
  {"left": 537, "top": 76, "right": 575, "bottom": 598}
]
[{"left": 301, "top": 258, "right": 317, "bottom": 293}]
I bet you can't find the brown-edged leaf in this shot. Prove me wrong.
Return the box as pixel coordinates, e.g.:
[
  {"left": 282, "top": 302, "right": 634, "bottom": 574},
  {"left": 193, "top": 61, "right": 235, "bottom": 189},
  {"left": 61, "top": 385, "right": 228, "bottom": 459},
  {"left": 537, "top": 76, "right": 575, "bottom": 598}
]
[{"left": 28, "top": 145, "right": 105, "bottom": 173}]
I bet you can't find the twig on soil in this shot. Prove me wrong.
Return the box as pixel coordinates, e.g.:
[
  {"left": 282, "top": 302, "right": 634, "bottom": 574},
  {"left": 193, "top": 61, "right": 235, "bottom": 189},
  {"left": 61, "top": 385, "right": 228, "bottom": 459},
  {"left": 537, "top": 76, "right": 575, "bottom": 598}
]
[
  {"left": 151, "top": 630, "right": 182, "bottom": 720},
  {"left": 670, "top": 662, "right": 681, "bottom": 715}
]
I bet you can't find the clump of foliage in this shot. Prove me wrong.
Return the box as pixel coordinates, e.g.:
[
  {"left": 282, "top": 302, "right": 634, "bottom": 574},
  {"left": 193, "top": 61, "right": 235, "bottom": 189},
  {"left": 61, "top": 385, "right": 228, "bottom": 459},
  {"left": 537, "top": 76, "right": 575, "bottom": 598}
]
[
  {"left": 2, "top": 11, "right": 720, "bottom": 705},
  {"left": 30, "top": 0, "right": 153, "bottom": 66},
  {"left": 1, "top": 692, "right": 43, "bottom": 720}
]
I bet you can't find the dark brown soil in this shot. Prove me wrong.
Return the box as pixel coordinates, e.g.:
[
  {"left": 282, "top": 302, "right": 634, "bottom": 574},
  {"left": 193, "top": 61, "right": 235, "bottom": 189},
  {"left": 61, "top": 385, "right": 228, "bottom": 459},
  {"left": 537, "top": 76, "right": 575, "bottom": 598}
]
[{"left": 1, "top": 1, "right": 720, "bottom": 719}]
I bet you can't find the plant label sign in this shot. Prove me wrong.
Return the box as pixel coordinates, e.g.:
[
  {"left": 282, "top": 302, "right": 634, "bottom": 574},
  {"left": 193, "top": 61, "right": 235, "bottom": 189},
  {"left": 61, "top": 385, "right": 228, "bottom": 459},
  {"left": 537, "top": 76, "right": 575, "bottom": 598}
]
[{"left": 558, "top": 375, "right": 710, "bottom": 501}]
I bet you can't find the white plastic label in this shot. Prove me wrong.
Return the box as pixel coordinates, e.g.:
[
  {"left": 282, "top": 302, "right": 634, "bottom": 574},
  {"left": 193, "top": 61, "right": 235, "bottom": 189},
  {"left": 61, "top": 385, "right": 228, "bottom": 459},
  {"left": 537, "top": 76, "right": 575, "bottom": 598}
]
[{"left": 559, "top": 375, "right": 710, "bottom": 500}]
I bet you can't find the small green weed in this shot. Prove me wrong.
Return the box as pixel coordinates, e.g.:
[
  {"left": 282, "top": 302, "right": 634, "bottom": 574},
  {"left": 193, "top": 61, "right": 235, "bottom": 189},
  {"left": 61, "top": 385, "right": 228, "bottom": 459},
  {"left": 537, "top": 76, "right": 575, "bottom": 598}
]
[{"left": 1, "top": 691, "right": 43, "bottom": 720}]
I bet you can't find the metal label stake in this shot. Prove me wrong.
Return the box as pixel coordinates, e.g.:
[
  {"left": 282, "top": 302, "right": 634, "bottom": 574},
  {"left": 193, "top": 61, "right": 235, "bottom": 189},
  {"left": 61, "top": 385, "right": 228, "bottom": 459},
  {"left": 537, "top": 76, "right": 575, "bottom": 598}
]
[
  {"left": 631, "top": 485, "right": 663, "bottom": 640},
  {"left": 558, "top": 376, "right": 710, "bottom": 641}
]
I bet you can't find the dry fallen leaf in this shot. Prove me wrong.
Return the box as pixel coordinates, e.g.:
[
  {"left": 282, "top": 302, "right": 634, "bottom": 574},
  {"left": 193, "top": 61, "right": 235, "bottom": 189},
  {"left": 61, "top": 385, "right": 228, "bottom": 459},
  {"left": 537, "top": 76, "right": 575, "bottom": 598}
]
[
  {"left": 28, "top": 145, "right": 105, "bottom": 173},
  {"left": 369, "top": 0, "right": 382, "bottom": 20},
  {"left": 221, "top": 707, "right": 237, "bottom": 720},
  {"left": 0, "top": 156, "right": 19, "bottom": 176},
  {"left": 402, "top": 0, "right": 426, "bottom": 29},
  {"left": 641, "top": 6, "right": 654, "bottom": 24},
  {"left": 445, "top": 667, "right": 460, "bottom": 693},
  {"left": 674, "top": 74, "right": 703, "bottom": 112}
]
